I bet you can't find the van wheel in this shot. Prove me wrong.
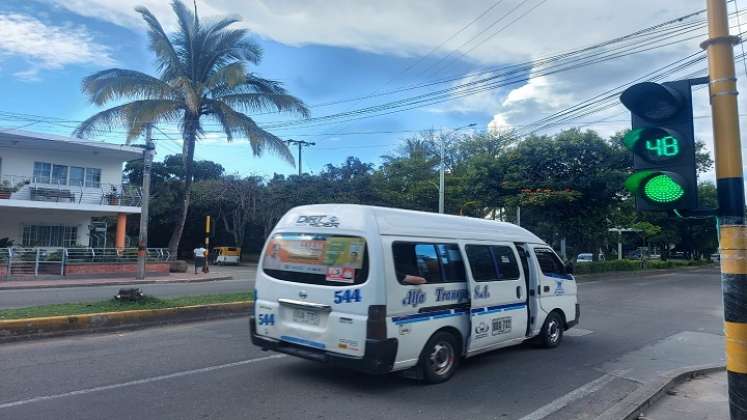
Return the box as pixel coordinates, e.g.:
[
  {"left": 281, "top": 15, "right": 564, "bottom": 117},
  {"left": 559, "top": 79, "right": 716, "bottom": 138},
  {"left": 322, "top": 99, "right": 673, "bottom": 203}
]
[
  {"left": 418, "top": 332, "right": 459, "bottom": 384},
  {"left": 537, "top": 312, "right": 564, "bottom": 348}
]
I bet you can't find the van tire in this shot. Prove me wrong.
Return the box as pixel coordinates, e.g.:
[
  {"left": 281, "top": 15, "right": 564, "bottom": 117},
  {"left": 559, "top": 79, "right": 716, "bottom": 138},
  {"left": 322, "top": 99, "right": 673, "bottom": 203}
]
[
  {"left": 537, "top": 311, "right": 564, "bottom": 348},
  {"left": 418, "top": 331, "right": 460, "bottom": 384}
]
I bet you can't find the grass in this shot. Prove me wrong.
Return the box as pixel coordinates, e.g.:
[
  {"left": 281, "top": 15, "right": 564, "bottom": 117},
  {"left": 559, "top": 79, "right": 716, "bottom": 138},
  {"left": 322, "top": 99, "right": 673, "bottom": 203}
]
[
  {"left": 573, "top": 258, "right": 712, "bottom": 275},
  {"left": 0, "top": 291, "right": 253, "bottom": 320}
]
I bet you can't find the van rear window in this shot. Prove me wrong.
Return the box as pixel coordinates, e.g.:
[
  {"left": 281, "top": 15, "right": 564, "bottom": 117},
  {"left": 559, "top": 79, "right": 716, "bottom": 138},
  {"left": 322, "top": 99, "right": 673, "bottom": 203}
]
[{"left": 262, "top": 233, "right": 368, "bottom": 285}]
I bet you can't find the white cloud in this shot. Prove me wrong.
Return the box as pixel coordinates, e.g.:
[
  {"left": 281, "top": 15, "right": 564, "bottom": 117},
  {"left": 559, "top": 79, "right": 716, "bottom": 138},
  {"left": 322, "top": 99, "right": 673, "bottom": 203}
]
[
  {"left": 51, "top": 0, "right": 705, "bottom": 63},
  {"left": 0, "top": 13, "right": 114, "bottom": 80}
]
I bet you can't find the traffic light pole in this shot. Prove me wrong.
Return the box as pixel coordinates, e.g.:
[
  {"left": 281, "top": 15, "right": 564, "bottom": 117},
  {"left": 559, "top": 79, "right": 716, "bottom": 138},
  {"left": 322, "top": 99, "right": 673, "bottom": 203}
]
[{"left": 703, "top": 1, "right": 747, "bottom": 418}]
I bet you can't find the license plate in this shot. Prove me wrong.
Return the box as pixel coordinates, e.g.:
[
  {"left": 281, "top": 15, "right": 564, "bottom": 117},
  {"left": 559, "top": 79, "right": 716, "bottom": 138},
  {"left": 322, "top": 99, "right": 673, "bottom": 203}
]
[{"left": 293, "top": 309, "right": 320, "bottom": 326}]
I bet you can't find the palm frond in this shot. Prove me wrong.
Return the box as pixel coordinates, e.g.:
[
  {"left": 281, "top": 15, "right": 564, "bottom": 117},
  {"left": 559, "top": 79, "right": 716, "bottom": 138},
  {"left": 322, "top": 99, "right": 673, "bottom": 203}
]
[
  {"left": 206, "top": 62, "right": 247, "bottom": 90},
  {"left": 212, "top": 74, "right": 309, "bottom": 117},
  {"left": 218, "top": 93, "right": 308, "bottom": 117},
  {"left": 81, "top": 69, "right": 176, "bottom": 105},
  {"left": 171, "top": 0, "right": 197, "bottom": 78},
  {"left": 135, "top": 6, "right": 184, "bottom": 80},
  {"left": 199, "top": 30, "right": 262, "bottom": 82},
  {"left": 73, "top": 100, "right": 183, "bottom": 143},
  {"left": 203, "top": 99, "right": 294, "bottom": 164}
]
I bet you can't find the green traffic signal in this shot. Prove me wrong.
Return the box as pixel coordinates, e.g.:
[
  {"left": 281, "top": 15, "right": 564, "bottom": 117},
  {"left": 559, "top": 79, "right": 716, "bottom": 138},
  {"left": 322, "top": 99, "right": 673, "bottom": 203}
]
[
  {"left": 620, "top": 79, "right": 698, "bottom": 211},
  {"left": 624, "top": 170, "right": 686, "bottom": 206},
  {"left": 643, "top": 173, "right": 685, "bottom": 203}
]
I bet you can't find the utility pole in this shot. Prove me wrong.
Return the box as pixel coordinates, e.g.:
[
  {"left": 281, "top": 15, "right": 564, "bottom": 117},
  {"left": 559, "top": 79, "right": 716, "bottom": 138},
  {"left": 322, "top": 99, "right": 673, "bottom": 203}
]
[
  {"left": 136, "top": 124, "right": 154, "bottom": 280},
  {"left": 703, "top": 1, "right": 747, "bottom": 418},
  {"left": 285, "top": 139, "right": 316, "bottom": 176},
  {"left": 436, "top": 123, "right": 476, "bottom": 214},
  {"left": 439, "top": 133, "right": 446, "bottom": 214}
]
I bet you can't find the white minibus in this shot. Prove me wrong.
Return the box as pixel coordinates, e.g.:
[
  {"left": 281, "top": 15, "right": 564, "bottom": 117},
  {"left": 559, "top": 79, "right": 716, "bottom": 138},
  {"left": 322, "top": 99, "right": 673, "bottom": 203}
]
[{"left": 251, "top": 204, "right": 579, "bottom": 383}]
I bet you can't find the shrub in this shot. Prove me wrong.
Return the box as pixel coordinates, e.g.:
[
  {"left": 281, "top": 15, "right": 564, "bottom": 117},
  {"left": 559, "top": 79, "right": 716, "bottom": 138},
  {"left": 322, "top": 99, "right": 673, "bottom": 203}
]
[{"left": 573, "top": 258, "right": 711, "bottom": 275}]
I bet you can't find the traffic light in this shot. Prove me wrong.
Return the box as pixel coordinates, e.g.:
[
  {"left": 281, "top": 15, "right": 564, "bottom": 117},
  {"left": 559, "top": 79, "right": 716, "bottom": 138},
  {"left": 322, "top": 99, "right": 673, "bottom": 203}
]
[{"left": 620, "top": 80, "right": 698, "bottom": 211}]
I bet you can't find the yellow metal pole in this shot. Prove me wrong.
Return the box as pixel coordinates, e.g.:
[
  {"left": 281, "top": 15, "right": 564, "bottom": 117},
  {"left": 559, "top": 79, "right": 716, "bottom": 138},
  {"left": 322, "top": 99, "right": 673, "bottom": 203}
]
[
  {"left": 703, "top": 1, "right": 747, "bottom": 417},
  {"left": 204, "top": 215, "right": 211, "bottom": 273}
]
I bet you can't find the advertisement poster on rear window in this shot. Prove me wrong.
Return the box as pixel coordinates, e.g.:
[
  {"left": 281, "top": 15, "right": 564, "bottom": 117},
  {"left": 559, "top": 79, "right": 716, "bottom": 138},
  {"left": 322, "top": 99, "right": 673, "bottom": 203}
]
[{"left": 263, "top": 235, "right": 365, "bottom": 281}]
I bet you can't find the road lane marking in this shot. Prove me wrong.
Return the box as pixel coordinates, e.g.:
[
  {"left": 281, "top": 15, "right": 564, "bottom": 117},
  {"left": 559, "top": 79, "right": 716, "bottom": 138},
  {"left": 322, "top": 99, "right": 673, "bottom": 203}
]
[
  {"left": 565, "top": 328, "right": 593, "bottom": 337},
  {"left": 516, "top": 373, "right": 617, "bottom": 420},
  {"left": 0, "top": 354, "right": 286, "bottom": 410}
]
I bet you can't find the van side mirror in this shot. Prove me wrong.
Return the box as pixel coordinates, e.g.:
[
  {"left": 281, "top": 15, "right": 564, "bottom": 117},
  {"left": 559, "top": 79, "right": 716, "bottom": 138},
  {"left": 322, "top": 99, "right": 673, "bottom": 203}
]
[
  {"left": 564, "top": 262, "right": 574, "bottom": 275},
  {"left": 403, "top": 275, "right": 427, "bottom": 285}
]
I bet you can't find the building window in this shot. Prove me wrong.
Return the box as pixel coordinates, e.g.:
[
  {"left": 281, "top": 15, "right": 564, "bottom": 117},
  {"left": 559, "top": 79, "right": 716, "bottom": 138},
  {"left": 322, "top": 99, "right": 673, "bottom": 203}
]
[
  {"left": 69, "top": 167, "right": 85, "bottom": 187},
  {"left": 51, "top": 165, "right": 68, "bottom": 185},
  {"left": 33, "top": 162, "right": 51, "bottom": 184},
  {"left": 22, "top": 225, "right": 78, "bottom": 247},
  {"left": 85, "top": 168, "right": 101, "bottom": 188},
  {"left": 32, "top": 162, "right": 102, "bottom": 187}
]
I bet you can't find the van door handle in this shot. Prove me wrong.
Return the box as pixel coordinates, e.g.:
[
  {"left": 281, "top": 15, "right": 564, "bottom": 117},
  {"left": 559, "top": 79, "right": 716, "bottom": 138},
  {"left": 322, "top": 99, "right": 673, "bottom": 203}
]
[
  {"left": 543, "top": 286, "right": 550, "bottom": 293},
  {"left": 516, "top": 286, "right": 522, "bottom": 299}
]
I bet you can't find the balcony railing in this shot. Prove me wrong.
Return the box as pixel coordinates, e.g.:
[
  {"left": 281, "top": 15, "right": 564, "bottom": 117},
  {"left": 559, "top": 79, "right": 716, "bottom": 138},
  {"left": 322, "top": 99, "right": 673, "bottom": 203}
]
[{"left": 0, "top": 175, "right": 142, "bottom": 207}]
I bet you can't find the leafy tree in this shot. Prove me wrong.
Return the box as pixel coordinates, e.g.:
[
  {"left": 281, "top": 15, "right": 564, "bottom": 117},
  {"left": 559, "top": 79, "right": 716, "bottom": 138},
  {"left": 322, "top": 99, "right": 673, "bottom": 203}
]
[
  {"left": 74, "top": 0, "right": 307, "bottom": 255},
  {"left": 124, "top": 155, "right": 224, "bottom": 249},
  {"left": 500, "top": 129, "right": 629, "bottom": 257},
  {"left": 373, "top": 133, "right": 440, "bottom": 211}
]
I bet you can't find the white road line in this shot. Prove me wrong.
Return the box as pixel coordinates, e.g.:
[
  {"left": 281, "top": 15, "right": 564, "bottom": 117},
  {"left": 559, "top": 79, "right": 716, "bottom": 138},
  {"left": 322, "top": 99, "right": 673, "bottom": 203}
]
[
  {"left": 516, "top": 373, "right": 617, "bottom": 420},
  {"left": 0, "top": 354, "right": 286, "bottom": 410}
]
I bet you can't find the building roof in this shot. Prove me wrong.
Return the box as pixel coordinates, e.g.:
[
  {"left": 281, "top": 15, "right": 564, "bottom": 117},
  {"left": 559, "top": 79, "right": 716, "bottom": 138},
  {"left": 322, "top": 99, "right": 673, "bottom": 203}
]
[{"left": 0, "top": 129, "right": 143, "bottom": 161}]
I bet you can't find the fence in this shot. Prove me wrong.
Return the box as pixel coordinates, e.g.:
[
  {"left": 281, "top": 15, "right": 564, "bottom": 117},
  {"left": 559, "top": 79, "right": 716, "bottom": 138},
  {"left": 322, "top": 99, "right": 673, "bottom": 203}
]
[
  {"left": 1, "top": 175, "right": 143, "bottom": 207},
  {"left": 0, "top": 247, "right": 172, "bottom": 280}
]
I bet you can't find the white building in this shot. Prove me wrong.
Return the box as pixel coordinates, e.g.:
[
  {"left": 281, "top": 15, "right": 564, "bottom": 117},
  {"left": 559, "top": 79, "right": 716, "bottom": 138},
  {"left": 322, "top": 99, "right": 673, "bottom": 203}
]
[{"left": 0, "top": 130, "right": 142, "bottom": 248}]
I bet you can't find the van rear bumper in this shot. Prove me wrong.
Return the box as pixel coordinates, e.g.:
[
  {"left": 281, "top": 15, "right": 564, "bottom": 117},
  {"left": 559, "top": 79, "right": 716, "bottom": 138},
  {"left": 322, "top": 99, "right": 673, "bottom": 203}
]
[{"left": 250, "top": 316, "right": 398, "bottom": 375}]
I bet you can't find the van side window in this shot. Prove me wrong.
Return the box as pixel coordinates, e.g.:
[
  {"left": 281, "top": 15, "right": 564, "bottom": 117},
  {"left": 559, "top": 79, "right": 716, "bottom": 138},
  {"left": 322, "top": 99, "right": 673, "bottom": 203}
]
[
  {"left": 466, "top": 245, "right": 520, "bottom": 282},
  {"left": 535, "top": 248, "right": 566, "bottom": 276},
  {"left": 491, "top": 246, "right": 520, "bottom": 280},
  {"left": 436, "top": 244, "right": 466, "bottom": 283},
  {"left": 392, "top": 242, "right": 466, "bottom": 284}
]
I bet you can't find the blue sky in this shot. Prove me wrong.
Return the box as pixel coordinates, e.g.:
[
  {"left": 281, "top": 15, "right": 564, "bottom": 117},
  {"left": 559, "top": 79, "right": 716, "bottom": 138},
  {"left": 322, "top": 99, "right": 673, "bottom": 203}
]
[{"left": 0, "top": 0, "right": 726, "bottom": 179}]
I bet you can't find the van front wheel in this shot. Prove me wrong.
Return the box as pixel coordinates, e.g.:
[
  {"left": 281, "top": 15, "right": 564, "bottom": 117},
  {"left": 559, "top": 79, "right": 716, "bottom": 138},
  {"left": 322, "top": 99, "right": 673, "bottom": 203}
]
[
  {"left": 537, "top": 312, "right": 564, "bottom": 348},
  {"left": 419, "top": 332, "right": 459, "bottom": 384}
]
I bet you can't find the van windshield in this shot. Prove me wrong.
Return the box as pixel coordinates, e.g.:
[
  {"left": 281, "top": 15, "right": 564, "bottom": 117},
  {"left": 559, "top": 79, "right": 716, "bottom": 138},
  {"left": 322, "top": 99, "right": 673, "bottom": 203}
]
[{"left": 262, "top": 233, "right": 369, "bottom": 285}]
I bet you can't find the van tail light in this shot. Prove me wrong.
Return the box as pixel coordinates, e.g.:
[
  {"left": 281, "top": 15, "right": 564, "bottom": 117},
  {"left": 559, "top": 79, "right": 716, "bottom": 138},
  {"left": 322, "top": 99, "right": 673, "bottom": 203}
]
[{"left": 366, "top": 305, "right": 387, "bottom": 340}]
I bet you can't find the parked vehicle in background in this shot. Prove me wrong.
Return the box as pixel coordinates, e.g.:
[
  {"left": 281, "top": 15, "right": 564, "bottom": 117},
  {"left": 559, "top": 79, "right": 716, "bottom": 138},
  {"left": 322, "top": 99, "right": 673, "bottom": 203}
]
[
  {"left": 711, "top": 253, "right": 720, "bottom": 262},
  {"left": 214, "top": 247, "right": 241, "bottom": 265},
  {"left": 576, "top": 253, "right": 593, "bottom": 263},
  {"left": 251, "top": 204, "right": 579, "bottom": 383}
]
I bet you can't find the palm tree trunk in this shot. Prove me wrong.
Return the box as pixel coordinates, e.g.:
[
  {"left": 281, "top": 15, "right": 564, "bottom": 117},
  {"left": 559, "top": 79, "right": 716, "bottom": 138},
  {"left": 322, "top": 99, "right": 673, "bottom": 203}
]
[{"left": 168, "top": 120, "right": 197, "bottom": 256}]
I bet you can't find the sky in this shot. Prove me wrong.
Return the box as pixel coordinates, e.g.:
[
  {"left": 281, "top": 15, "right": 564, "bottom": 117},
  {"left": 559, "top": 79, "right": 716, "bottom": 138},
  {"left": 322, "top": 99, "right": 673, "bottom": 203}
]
[{"left": 0, "top": 0, "right": 742, "bottom": 182}]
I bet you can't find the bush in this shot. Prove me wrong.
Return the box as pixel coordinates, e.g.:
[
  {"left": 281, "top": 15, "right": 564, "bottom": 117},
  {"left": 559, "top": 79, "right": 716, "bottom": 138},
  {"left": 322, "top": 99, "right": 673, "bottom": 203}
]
[{"left": 573, "top": 258, "right": 711, "bottom": 275}]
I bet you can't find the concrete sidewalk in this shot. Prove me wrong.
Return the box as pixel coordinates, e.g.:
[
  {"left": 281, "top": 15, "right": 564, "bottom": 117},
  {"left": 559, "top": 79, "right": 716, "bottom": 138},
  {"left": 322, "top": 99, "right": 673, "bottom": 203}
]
[
  {"left": 641, "top": 369, "right": 727, "bottom": 419},
  {"left": 0, "top": 272, "right": 233, "bottom": 290}
]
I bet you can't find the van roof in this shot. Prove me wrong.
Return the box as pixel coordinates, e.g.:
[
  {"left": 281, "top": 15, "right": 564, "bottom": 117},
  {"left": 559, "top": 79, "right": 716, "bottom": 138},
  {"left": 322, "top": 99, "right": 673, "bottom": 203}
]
[{"left": 276, "top": 204, "right": 545, "bottom": 244}]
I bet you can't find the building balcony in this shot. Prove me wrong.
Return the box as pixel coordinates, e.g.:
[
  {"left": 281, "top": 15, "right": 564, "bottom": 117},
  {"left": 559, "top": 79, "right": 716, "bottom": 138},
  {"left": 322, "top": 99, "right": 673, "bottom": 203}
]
[{"left": 0, "top": 175, "right": 142, "bottom": 214}]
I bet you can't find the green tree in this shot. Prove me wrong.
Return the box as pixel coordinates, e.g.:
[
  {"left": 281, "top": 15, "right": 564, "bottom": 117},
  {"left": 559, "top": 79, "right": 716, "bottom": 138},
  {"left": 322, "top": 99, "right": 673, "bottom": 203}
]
[
  {"left": 74, "top": 0, "right": 307, "bottom": 255},
  {"left": 500, "top": 129, "right": 629, "bottom": 257}
]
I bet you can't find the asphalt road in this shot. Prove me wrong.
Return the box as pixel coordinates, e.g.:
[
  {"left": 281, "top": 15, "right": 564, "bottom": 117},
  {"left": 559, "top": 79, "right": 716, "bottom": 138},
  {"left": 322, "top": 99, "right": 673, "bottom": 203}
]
[
  {"left": 0, "top": 265, "right": 257, "bottom": 309},
  {"left": 0, "top": 266, "right": 724, "bottom": 420}
]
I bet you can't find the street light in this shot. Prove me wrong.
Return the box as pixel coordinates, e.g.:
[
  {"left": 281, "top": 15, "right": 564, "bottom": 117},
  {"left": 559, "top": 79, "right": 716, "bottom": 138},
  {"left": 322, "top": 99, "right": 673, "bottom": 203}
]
[{"left": 438, "top": 123, "right": 477, "bottom": 214}]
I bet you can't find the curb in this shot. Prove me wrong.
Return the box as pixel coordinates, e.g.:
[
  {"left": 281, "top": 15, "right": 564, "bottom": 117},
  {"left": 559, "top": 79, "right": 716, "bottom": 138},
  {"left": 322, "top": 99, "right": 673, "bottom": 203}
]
[
  {"left": 0, "top": 275, "right": 235, "bottom": 290},
  {"left": 575, "top": 264, "right": 715, "bottom": 284},
  {"left": 0, "top": 301, "right": 251, "bottom": 342},
  {"left": 596, "top": 363, "right": 726, "bottom": 420}
]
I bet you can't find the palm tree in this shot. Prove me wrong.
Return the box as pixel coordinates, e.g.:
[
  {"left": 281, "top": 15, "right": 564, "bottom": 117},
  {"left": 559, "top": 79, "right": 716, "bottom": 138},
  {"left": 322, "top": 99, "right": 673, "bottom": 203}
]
[{"left": 74, "top": 1, "right": 308, "bottom": 254}]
